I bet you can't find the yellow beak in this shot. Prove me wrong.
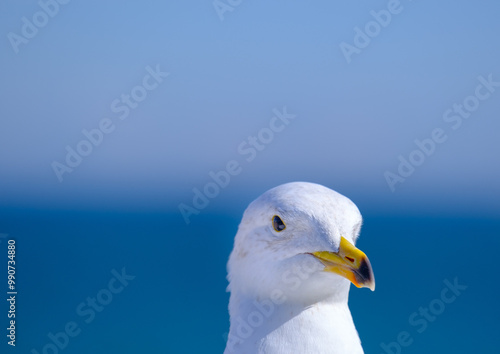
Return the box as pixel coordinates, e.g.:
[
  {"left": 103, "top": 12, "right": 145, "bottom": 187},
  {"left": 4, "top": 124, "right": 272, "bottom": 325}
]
[{"left": 311, "top": 236, "right": 375, "bottom": 291}]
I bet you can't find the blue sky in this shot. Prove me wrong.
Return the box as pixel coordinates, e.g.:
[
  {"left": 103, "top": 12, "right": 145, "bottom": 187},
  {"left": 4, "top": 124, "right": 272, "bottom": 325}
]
[{"left": 1, "top": 0, "right": 499, "bottom": 217}]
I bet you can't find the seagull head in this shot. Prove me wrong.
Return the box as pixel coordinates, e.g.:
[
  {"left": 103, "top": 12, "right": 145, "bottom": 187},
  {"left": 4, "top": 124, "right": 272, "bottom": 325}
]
[{"left": 227, "top": 182, "right": 375, "bottom": 304}]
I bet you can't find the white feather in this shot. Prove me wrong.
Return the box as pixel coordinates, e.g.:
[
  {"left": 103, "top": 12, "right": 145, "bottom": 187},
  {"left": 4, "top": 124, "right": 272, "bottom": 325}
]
[{"left": 225, "top": 182, "right": 366, "bottom": 354}]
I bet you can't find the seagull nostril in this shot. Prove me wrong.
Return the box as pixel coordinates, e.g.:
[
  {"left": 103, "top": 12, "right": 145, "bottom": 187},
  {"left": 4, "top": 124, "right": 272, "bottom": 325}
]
[{"left": 345, "top": 256, "right": 355, "bottom": 263}]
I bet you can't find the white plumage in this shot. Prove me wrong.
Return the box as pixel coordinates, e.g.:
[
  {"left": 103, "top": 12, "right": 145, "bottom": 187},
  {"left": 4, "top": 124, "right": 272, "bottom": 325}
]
[{"left": 224, "top": 182, "right": 374, "bottom": 354}]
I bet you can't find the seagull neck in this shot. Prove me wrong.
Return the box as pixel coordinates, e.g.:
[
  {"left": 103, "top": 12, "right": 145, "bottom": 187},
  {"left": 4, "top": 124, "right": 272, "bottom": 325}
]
[
  {"left": 226, "top": 290, "right": 362, "bottom": 354},
  {"left": 229, "top": 289, "right": 350, "bottom": 324}
]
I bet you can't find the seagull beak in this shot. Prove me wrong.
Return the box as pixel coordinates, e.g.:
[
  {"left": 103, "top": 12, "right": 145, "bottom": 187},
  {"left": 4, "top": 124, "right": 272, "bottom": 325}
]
[{"left": 311, "top": 236, "right": 375, "bottom": 291}]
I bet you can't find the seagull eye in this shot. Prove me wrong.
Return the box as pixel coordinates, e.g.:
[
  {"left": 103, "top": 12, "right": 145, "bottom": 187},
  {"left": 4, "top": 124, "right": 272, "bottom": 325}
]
[{"left": 272, "top": 215, "right": 286, "bottom": 232}]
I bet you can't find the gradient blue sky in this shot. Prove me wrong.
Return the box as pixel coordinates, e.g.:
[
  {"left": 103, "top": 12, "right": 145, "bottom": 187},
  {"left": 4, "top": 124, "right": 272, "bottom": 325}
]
[{"left": 1, "top": 0, "right": 499, "bottom": 217}]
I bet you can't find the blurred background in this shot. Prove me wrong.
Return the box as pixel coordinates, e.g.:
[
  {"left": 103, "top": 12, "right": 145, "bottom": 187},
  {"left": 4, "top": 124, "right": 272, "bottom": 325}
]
[{"left": 1, "top": 0, "right": 499, "bottom": 353}]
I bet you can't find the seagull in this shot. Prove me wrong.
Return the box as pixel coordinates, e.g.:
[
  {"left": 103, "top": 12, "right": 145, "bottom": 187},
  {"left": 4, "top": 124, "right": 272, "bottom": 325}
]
[{"left": 224, "top": 182, "right": 375, "bottom": 354}]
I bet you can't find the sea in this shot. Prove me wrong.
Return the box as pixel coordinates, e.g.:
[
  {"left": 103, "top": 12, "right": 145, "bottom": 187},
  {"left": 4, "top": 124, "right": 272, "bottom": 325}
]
[{"left": 0, "top": 208, "right": 498, "bottom": 353}]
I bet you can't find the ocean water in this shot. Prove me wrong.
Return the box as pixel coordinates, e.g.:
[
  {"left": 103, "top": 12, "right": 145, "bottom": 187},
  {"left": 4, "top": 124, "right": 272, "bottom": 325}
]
[{"left": 0, "top": 208, "right": 498, "bottom": 353}]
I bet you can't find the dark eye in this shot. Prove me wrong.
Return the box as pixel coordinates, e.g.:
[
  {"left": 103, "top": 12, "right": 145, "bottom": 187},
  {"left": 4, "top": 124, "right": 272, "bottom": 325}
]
[{"left": 272, "top": 215, "right": 286, "bottom": 232}]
